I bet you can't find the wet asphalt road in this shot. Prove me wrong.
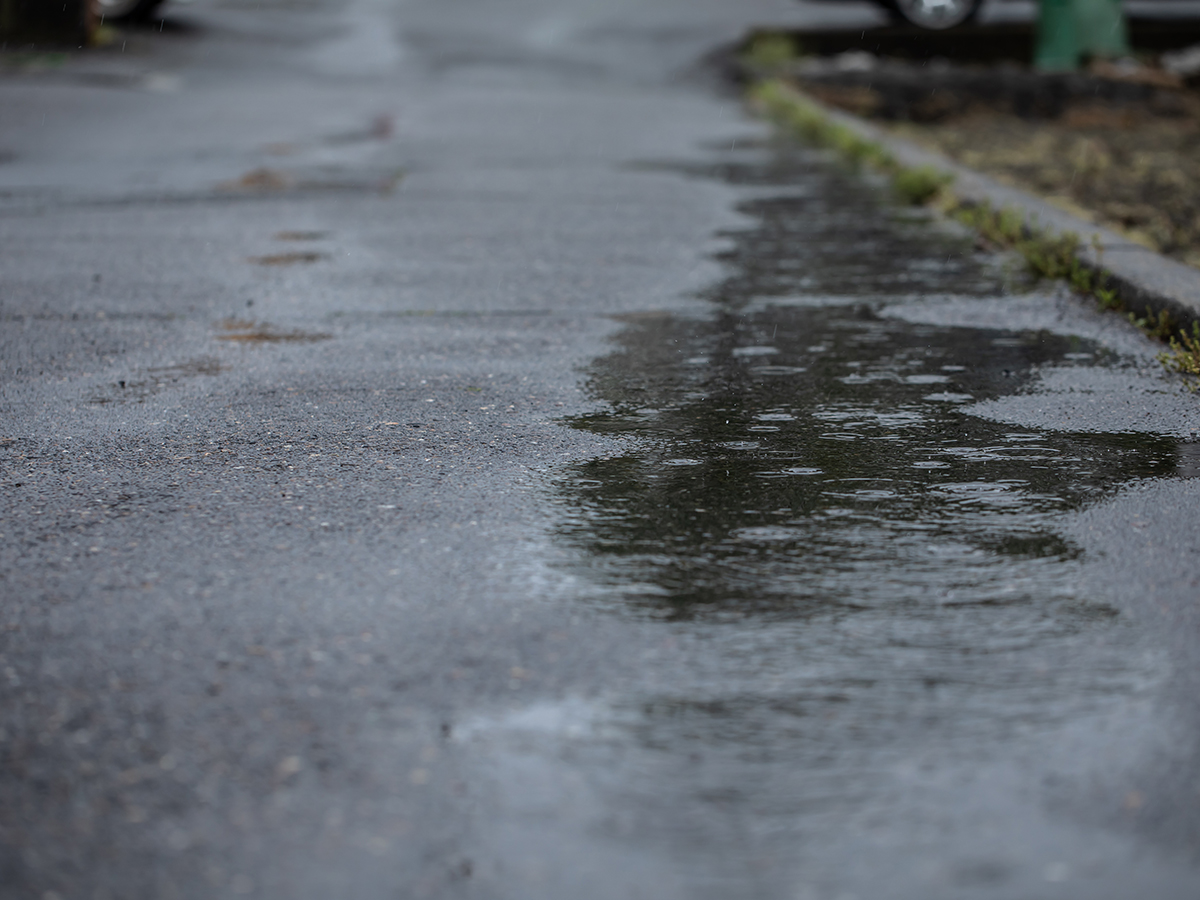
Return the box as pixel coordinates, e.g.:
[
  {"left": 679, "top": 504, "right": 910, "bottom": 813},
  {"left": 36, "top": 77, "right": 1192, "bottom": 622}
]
[{"left": 4, "top": 1, "right": 1200, "bottom": 898}]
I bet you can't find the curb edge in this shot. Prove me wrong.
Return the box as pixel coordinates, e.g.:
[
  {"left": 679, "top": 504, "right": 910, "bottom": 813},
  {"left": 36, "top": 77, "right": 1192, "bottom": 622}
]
[{"left": 757, "top": 81, "right": 1200, "bottom": 330}]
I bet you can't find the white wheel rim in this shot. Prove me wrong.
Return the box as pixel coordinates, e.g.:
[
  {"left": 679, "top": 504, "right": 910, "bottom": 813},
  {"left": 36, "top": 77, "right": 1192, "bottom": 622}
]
[
  {"left": 895, "top": 0, "right": 977, "bottom": 29},
  {"left": 93, "top": 0, "right": 148, "bottom": 15}
]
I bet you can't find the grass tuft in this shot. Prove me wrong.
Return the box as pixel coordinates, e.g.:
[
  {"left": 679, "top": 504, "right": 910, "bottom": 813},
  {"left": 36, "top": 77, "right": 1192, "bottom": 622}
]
[
  {"left": 950, "top": 201, "right": 1091, "bottom": 283},
  {"left": 892, "top": 166, "right": 953, "bottom": 206},
  {"left": 750, "top": 81, "right": 900, "bottom": 174},
  {"left": 1160, "top": 322, "right": 1200, "bottom": 385},
  {"left": 742, "top": 34, "right": 798, "bottom": 73},
  {"left": 1131, "top": 307, "right": 1176, "bottom": 341}
]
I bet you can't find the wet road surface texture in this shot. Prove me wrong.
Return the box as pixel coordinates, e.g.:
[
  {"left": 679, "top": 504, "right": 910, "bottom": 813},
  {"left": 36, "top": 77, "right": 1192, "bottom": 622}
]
[{"left": 3, "top": 1, "right": 1200, "bottom": 898}]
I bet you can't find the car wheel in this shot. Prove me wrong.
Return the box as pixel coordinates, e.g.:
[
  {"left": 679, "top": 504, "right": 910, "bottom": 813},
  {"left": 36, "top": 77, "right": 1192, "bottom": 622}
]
[
  {"left": 93, "top": 0, "right": 165, "bottom": 22},
  {"left": 884, "top": 0, "right": 982, "bottom": 29}
]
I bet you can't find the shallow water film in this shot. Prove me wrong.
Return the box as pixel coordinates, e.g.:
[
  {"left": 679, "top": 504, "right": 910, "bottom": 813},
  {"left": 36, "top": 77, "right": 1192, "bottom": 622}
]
[{"left": 521, "top": 146, "right": 1197, "bottom": 898}]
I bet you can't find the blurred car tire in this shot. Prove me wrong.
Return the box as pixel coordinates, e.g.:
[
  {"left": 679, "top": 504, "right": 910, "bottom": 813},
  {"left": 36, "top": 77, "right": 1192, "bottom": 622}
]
[
  {"left": 93, "top": 0, "right": 165, "bottom": 22},
  {"left": 879, "top": 0, "right": 984, "bottom": 28}
]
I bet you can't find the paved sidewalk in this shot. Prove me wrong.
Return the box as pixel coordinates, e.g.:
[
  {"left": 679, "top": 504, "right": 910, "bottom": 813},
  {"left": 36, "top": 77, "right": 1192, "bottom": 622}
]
[{"left": 3, "top": 3, "right": 1200, "bottom": 899}]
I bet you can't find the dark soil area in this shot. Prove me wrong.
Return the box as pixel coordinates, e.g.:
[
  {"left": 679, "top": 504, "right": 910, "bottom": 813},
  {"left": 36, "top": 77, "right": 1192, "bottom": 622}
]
[
  {"left": 742, "top": 21, "right": 1200, "bottom": 267},
  {"left": 892, "top": 108, "right": 1200, "bottom": 265},
  {"left": 768, "top": 18, "right": 1200, "bottom": 64}
]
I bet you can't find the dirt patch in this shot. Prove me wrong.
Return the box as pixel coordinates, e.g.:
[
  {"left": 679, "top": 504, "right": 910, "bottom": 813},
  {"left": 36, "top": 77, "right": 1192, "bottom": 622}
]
[
  {"left": 216, "top": 319, "right": 330, "bottom": 344},
  {"left": 248, "top": 251, "right": 327, "bottom": 266},
  {"left": 216, "top": 166, "right": 403, "bottom": 197},
  {"left": 218, "top": 167, "right": 291, "bottom": 192},
  {"left": 274, "top": 231, "right": 328, "bottom": 242}
]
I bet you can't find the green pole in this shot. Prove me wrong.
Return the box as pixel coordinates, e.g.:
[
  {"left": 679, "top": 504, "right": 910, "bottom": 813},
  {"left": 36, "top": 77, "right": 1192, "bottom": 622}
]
[
  {"left": 1036, "top": 0, "right": 1130, "bottom": 71},
  {"left": 1036, "top": 0, "right": 1080, "bottom": 70},
  {"left": 1076, "top": 0, "right": 1130, "bottom": 59}
]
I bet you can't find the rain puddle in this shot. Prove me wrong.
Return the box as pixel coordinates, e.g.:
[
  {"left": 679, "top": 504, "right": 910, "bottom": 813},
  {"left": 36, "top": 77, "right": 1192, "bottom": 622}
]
[
  {"left": 559, "top": 298, "right": 1174, "bottom": 617},
  {"left": 459, "top": 146, "right": 1200, "bottom": 897},
  {"left": 560, "top": 151, "right": 1181, "bottom": 620}
]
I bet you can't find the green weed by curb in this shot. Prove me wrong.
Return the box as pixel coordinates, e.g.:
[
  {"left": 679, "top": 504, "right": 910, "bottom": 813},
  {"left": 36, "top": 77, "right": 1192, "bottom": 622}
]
[
  {"left": 742, "top": 34, "right": 798, "bottom": 74},
  {"left": 952, "top": 201, "right": 1096, "bottom": 290},
  {"left": 1161, "top": 323, "right": 1200, "bottom": 378},
  {"left": 952, "top": 200, "right": 1192, "bottom": 368},
  {"left": 749, "top": 77, "right": 1200, "bottom": 386},
  {"left": 751, "top": 84, "right": 891, "bottom": 170},
  {"left": 892, "top": 166, "right": 954, "bottom": 206},
  {"left": 750, "top": 81, "right": 951, "bottom": 207}
]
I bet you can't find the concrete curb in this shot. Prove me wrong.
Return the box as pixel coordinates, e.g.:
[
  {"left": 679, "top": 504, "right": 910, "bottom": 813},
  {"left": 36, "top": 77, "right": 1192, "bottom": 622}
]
[{"left": 793, "top": 89, "right": 1200, "bottom": 328}]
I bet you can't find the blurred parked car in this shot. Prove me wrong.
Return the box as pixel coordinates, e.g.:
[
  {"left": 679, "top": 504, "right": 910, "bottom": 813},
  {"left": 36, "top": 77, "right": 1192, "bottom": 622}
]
[
  {"left": 874, "top": 0, "right": 984, "bottom": 28},
  {"left": 93, "top": 0, "right": 167, "bottom": 23},
  {"left": 896, "top": 0, "right": 983, "bottom": 27}
]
